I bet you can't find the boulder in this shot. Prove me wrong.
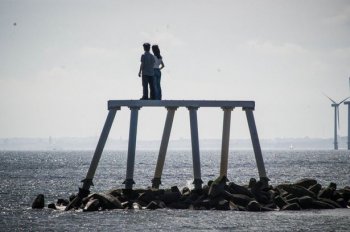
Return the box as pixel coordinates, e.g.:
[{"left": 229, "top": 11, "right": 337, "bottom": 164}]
[
  {"left": 281, "top": 184, "right": 316, "bottom": 198},
  {"left": 146, "top": 200, "right": 166, "bottom": 210},
  {"left": 247, "top": 200, "right": 261, "bottom": 212},
  {"left": 282, "top": 203, "right": 301, "bottom": 211},
  {"left": 309, "top": 184, "right": 322, "bottom": 195},
  {"left": 86, "top": 193, "right": 123, "bottom": 210},
  {"left": 48, "top": 203, "right": 57, "bottom": 210},
  {"left": 208, "top": 176, "right": 228, "bottom": 198},
  {"left": 84, "top": 199, "right": 101, "bottom": 212},
  {"left": 298, "top": 196, "right": 314, "bottom": 209},
  {"left": 224, "top": 191, "right": 254, "bottom": 207},
  {"left": 318, "top": 187, "right": 334, "bottom": 199},
  {"left": 318, "top": 198, "right": 341, "bottom": 208},
  {"left": 159, "top": 191, "right": 181, "bottom": 204},
  {"left": 274, "top": 196, "right": 288, "bottom": 209},
  {"left": 294, "top": 178, "right": 317, "bottom": 189},
  {"left": 57, "top": 198, "right": 69, "bottom": 206},
  {"left": 32, "top": 194, "right": 45, "bottom": 209},
  {"left": 228, "top": 182, "right": 254, "bottom": 197},
  {"left": 215, "top": 199, "right": 230, "bottom": 210},
  {"left": 311, "top": 200, "right": 335, "bottom": 209}
]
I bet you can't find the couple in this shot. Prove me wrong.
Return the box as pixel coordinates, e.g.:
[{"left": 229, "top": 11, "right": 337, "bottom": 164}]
[{"left": 138, "top": 43, "right": 165, "bottom": 100}]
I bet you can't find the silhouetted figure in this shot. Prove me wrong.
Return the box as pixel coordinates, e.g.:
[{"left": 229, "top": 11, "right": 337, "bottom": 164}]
[
  {"left": 152, "top": 45, "right": 165, "bottom": 100},
  {"left": 138, "top": 43, "right": 156, "bottom": 100}
]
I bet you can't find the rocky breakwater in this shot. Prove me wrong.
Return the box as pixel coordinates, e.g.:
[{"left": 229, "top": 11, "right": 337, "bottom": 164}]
[{"left": 32, "top": 177, "right": 350, "bottom": 212}]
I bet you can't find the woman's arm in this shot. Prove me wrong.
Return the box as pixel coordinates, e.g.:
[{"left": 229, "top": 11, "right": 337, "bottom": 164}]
[{"left": 160, "top": 60, "right": 165, "bottom": 70}]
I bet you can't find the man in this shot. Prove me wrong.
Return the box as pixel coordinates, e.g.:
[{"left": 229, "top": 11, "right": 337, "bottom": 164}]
[{"left": 138, "top": 43, "right": 156, "bottom": 100}]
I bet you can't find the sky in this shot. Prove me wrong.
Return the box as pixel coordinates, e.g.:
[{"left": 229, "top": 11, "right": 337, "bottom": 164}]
[{"left": 0, "top": 0, "right": 350, "bottom": 141}]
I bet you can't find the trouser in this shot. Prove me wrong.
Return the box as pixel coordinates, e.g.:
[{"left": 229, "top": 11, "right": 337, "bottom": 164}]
[
  {"left": 154, "top": 69, "right": 162, "bottom": 100},
  {"left": 142, "top": 75, "right": 157, "bottom": 99}
]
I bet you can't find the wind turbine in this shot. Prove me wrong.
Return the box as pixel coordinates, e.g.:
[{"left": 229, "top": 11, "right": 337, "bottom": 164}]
[
  {"left": 344, "top": 77, "right": 350, "bottom": 150},
  {"left": 325, "top": 94, "right": 350, "bottom": 150}
]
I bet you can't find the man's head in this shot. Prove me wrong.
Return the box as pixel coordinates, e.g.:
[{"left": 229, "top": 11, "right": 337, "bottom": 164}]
[{"left": 143, "top": 43, "right": 151, "bottom": 52}]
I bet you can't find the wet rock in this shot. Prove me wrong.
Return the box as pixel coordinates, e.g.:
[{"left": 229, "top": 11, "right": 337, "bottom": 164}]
[
  {"left": 215, "top": 199, "right": 230, "bottom": 210},
  {"left": 159, "top": 191, "right": 181, "bottom": 204},
  {"left": 32, "top": 194, "right": 45, "bottom": 209},
  {"left": 208, "top": 176, "right": 228, "bottom": 198},
  {"left": 274, "top": 196, "right": 288, "bottom": 209},
  {"left": 182, "top": 187, "right": 190, "bottom": 195},
  {"left": 282, "top": 203, "right": 301, "bottom": 211},
  {"left": 247, "top": 200, "right": 261, "bottom": 212},
  {"left": 146, "top": 200, "right": 166, "bottom": 210},
  {"left": 86, "top": 193, "right": 123, "bottom": 210},
  {"left": 251, "top": 181, "right": 270, "bottom": 204},
  {"left": 48, "top": 203, "right": 57, "bottom": 210},
  {"left": 336, "top": 198, "right": 348, "bottom": 208},
  {"left": 69, "top": 194, "right": 76, "bottom": 202},
  {"left": 168, "top": 202, "right": 190, "bottom": 209},
  {"left": 311, "top": 200, "right": 335, "bottom": 209},
  {"left": 281, "top": 184, "right": 316, "bottom": 198},
  {"left": 286, "top": 198, "right": 299, "bottom": 205},
  {"left": 132, "top": 202, "right": 142, "bottom": 210},
  {"left": 84, "top": 199, "right": 101, "bottom": 212},
  {"left": 137, "top": 190, "right": 158, "bottom": 204},
  {"left": 318, "top": 187, "right": 334, "bottom": 199},
  {"left": 106, "top": 188, "right": 123, "bottom": 198},
  {"left": 294, "top": 178, "right": 317, "bottom": 189},
  {"left": 298, "top": 196, "right": 314, "bottom": 209},
  {"left": 318, "top": 198, "right": 341, "bottom": 208},
  {"left": 248, "top": 178, "right": 257, "bottom": 189},
  {"left": 229, "top": 201, "right": 239, "bottom": 210},
  {"left": 224, "top": 191, "right": 254, "bottom": 207},
  {"left": 309, "top": 183, "right": 322, "bottom": 195},
  {"left": 57, "top": 198, "right": 69, "bottom": 206},
  {"left": 228, "top": 182, "right": 254, "bottom": 198}
]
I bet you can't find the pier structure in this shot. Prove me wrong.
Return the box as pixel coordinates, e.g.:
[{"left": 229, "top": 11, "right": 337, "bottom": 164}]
[
  {"left": 80, "top": 100, "right": 268, "bottom": 194},
  {"left": 345, "top": 101, "right": 350, "bottom": 150}
]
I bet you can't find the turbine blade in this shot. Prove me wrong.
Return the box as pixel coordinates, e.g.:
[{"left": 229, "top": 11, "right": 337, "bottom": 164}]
[
  {"left": 322, "top": 93, "right": 336, "bottom": 104},
  {"left": 338, "top": 96, "right": 350, "bottom": 105}
]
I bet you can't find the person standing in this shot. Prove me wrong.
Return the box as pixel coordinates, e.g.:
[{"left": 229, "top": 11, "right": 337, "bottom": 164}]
[
  {"left": 138, "top": 43, "right": 156, "bottom": 100},
  {"left": 152, "top": 45, "right": 165, "bottom": 100}
]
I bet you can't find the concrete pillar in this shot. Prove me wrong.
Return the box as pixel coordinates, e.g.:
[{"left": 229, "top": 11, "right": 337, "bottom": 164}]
[
  {"left": 244, "top": 108, "right": 267, "bottom": 179},
  {"left": 188, "top": 107, "right": 203, "bottom": 190},
  {"left": 124, "top": 107, "right": 140, "bottom": 189},
  {"left": 346, "top": 102, "right": 350, "bottom": 150},
  {"left": 152, "top": 107, "right": 177, "bottom": 188},
  {"left": 220, "top": 107, "right": 233, "bottom": 177},
  {"left": 82, "top": 108, "right": 119, "bottom": 191}
]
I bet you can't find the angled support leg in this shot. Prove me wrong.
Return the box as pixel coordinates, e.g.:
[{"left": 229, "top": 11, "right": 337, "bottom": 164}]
[
  {"left": 188, "top": 106, "right": 203, "bottom": 190},
  {"left": 244, "top": 107, "right": 267, "bottom": 181},
  {"left": 66, "top": 108, "right": 119, "bottom": 210},
  {"left": 220, "top": 107, "right": 234, "bottom": 177},
  {"left": 152, "top": 107, "right": 177, "bottom": 188},
  {"left": 124, "top": 106, "right": 140, "bottom": 189}
]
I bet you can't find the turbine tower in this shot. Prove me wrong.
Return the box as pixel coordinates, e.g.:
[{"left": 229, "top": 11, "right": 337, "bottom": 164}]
[
  {"left": 344, "top": 77, "right": 350, "bottom": 150},
  {"left": 325, "top": 95, "right": 349, "bottom": 150}
]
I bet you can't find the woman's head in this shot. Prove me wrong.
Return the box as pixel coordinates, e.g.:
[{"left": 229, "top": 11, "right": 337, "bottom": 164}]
[{"left": 152, "top": 45, "right": 162, "bottom": 59}]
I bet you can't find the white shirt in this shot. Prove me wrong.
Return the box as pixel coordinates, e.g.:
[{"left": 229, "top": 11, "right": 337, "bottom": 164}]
[{"left": 153, "top": 55, "right": 162, "bottom": 69}]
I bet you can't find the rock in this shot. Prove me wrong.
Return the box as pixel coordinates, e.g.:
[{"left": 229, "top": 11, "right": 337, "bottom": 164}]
[
  {"left": 318, "top": 198, "right": 341, "bottom": 208},
  {"left": 286, "top": 198, "right": 299, "bottom": 205},
  {"left": 32, "top": 194, "right": 45, "bottom": 209},
  {"left": 69, "top": 194, "right": 76, "bottom": 202},
  {"left": 282, "top": 203, "right": 301, "bottom": 211},
  {"left": 294, "top": 178, "right": 317, "bottom": 189},
  {"left": 247, "top": 200, "right": 261, "bottom": 212},
  {"left": 251, "top": 181, "right": 270, "bottom": 204},
  {"left": 106, "top": 188, "right": 123, "bottom": 198},
  {"left": 182, "top": 187, "right": 190, "bottom": 195},
  {"left": 84, "top": 199, "right": 100, "bottom": 212},
  {"left": 215, "top": 199, "right": 230, "bottom": 210},
  {"left": 336, "top": 198, "right": 348, "bottom": 208},
  {"left": 86, "top": 193, "right": 123, "bottom": 210},
  {"left": 159, "top": 191, "right": 181, "bottom": 204},
  {"left": 229, "top": 201, "right": 239, "bottom": 210},
  {"left": 57, "top": 198, "right": 69, "bottom": 206},
  {"left": 168, "top": 202, "right": 190, "bottom": 209},
  {"left": 311, "top": 200, "right": 335, "bottom": 209},
  {"left": 223, "top": 191, "right": 254, "bottom": 207},
  {"left": 228, "top": 182, "right": 254, "bottom": 198},
  {"left": 318, "top": 187, "right": 334, "bottom": 199},
  {"left": 248, "top": 178, "right": 257, "bottom": 189},
  {"left": 309, "top": 184, "right": 322, "bottom": 195},
  {"left": 208, "top": 176, "right": 228, "bottom": 198},
  {"left": 146, "top": 200, "right": 166, "bottom": 210},
  {"left": 281, "top": 184, "right": 316, "bottom": 198},
  {"left": 132, "top": 202, "right": 142, "bottom": 209},
  {"left": 48, "top": 203, "right": 57, "bottom": 209},
  {"left": 298, "top": 196, "right": 314, "bottom": 209},
  {"left": 338, "top": 189, "right": 350, "bottom": 201},
  {"left": 137, "top": 190, "right": 158, "bottom": 204}
]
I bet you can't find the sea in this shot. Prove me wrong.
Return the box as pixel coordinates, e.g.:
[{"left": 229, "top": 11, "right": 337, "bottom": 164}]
[{"left": 0, "top": 150, "right": 349, "bottom": 231}]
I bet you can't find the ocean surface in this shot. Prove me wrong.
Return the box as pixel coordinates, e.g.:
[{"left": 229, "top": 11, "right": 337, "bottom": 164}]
[{"left": 0, "top": 150, "right": 349, "bottom": 231}]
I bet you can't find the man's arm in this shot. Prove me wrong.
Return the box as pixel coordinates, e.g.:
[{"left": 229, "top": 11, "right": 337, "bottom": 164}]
[{"left": 138, "top": 63, "right": 143, "bottom": 77}]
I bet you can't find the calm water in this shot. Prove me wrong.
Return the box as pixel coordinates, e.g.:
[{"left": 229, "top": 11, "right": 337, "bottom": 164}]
[{"left": 0, "top": 150, "right": 349, "bottom": 231}]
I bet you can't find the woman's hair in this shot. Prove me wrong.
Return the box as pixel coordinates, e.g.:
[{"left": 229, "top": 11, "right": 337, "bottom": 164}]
[{"left": 152, "top": 45, "right": 162, "bottom": 59}]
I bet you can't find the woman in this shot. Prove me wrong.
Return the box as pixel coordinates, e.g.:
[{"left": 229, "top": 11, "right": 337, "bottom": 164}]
[{"left": 152, "top": 45, "right": 165, "bottom": 100}]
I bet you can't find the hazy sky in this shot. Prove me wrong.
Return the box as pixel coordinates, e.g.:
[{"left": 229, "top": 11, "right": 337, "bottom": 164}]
[{"left": 1, "top": 0, "right": 349, "bottom": 141}]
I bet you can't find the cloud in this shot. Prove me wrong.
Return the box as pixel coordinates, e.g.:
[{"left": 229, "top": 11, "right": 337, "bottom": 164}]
[{"left": 324, "top": 5, "right": 350, "bottom": 25}]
